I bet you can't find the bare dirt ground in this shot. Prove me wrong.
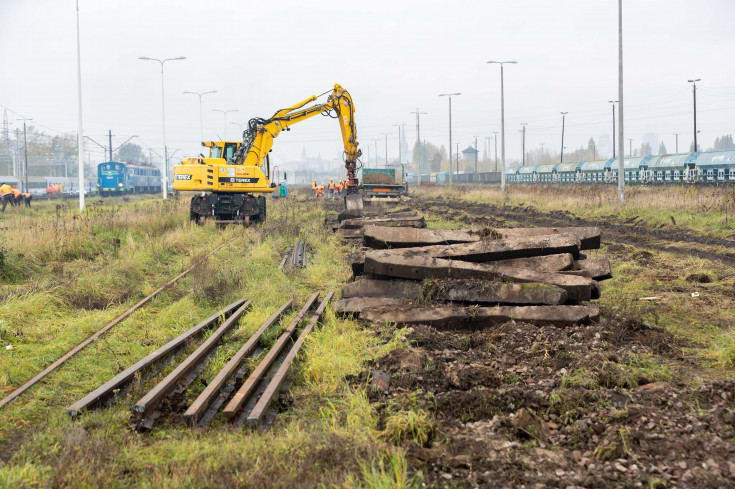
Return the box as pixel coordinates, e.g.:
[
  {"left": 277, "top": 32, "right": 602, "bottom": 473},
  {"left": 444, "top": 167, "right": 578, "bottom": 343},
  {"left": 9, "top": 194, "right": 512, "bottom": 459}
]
[{"left": 332, "top": 191, "right": 735, "bottom": 488}]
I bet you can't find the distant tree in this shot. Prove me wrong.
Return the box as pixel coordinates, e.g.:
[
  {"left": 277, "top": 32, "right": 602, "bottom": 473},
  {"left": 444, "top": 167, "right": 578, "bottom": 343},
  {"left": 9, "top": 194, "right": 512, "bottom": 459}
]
[
  {"left": 640, "top": 142, "right": 652, "bottom": 156},
  {"left": 412, "top": 141, "right": 447, "bottom": 172},
  {"left": 116, "top": 142, "right": 144, "bottom": 162},
  {"left": 712, "top": 134, "right": 735, "bottom": 150},
  {"left": 658, "top": 141, "right": 667, "bottom": 155}
]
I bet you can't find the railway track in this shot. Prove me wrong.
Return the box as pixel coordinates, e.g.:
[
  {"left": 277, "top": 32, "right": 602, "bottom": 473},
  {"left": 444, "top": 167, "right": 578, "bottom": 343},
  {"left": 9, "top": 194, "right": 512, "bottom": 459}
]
[
  {"left": 67, "top": 292, "right": 334, "bottom": 431},
  {"left": 279, "top": 240, "right": 308, "bottom": 271}
]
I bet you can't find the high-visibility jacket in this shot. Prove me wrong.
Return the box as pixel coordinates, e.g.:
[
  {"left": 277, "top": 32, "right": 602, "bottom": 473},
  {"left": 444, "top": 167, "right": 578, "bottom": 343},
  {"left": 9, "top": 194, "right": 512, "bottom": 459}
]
[
  {"left": 0, "top": 184, "right": 12, "bottom": 197},
  {"left": 312, "top": 181, "right": 317, "bottom": 189},
  {"left": 23, "top": 193, "right": 31, "bottom": 199},
  {"left": 328, "top": 181, "right": 335, "bottom": 190},
  {"left": 336, "top": 183, "right": 343, "bottom": 191},
  {"left": 12, "top": 189, "right": 21, "bottom": 198}
]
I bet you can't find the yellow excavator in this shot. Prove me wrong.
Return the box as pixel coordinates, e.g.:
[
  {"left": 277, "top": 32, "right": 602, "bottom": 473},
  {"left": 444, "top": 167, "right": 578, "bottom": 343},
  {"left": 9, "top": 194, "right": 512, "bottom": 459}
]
[{"left": 173, "top": 84, "right": 363, "bottom": 223}]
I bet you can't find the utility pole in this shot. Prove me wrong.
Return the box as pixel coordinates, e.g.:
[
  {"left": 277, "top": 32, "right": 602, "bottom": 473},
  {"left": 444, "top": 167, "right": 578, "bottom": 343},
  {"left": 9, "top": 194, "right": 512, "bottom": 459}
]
[
  {"left": 609, "top": 100, "right": 618, "bottom": 158},
  {"left": 410, "top": 108, "right": 427, "bottom": 179},
  {"left": 16, "top": 118, "right": 31, "bottom": 193},
  {"left": 560, "top": 112, "right": 568, "bottom": 163},
  {"left": 439, "top": 93, "right": 461, "bottom": 184},
  {"left": 628, "top": 138, "right": 633, "bottom": 157},
  {"left": 493, "top": 131, "right": 499, "bottom": 172},
  {"left": 456, "top": 142, "right": 460, "bottom": 176},
  {"left": 212, "top": 109, "right": 239, "bottom": 140},
  {"left": 673, "top": 133, "right": 680, "bottom": 153},
  {"left": 520, "top": 123, "right": 527, "bottom": 166},
  {"left": 108, "top": 130, "right": 113, "bottom": 161},
  {"left": 374, "top": 139, "right": 378, "bottom": 168},
  {"left": 393, "top": 124, "right": 402, "bottom": 164},
  {"left": 473, "top": 135, "right": 479, "bottom": 173},
  {"left": 688, "top": 79, "right": 701, "bottom": 152},
  {"left": 383, "top": 133, "right": 390, "bottom": 166},
  {"left": 617, "top": 0, "right": 625, "bottom": 201}
]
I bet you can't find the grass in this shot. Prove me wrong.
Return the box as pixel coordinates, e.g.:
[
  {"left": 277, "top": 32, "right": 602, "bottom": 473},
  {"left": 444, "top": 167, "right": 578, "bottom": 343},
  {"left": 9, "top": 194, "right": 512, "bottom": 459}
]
[{"left": 0, "top": 193, "right": 415, "bottom": 488}]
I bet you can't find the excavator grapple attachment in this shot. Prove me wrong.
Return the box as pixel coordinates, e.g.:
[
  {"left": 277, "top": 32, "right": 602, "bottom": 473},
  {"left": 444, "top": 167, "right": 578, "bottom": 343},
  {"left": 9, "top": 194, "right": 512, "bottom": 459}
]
[{"left": 344, "top": 193, "right": 364, "bottom": 215}]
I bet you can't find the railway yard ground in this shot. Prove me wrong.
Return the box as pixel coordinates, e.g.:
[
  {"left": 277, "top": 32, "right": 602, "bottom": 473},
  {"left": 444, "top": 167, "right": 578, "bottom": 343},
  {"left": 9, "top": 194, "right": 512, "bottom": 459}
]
[{"left": 1, "top": 184, "right": 735, "bottom": 488}]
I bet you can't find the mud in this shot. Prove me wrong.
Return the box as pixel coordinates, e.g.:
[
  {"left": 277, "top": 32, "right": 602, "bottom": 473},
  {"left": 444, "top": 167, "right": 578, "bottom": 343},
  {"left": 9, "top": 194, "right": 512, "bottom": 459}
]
[{"left": 361, "top": 314, "right": 735, "bottom": 488}]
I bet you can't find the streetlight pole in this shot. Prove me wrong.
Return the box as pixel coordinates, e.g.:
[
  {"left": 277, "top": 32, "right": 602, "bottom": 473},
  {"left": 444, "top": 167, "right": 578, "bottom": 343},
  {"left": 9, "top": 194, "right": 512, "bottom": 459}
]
[
  {"left": 560, "top": 112, "right": 568, "bottom": 163},
  {"left": 139, "top": 55, "right": 186, "bottom": 199},
  {"left": 16, "top": 118, "right": 31, "bottom": 193},
  {"left": 609, "top": 100, "right": 618, "bottom": 158},
  {"left": 393, "top": 124, "right": 402, "bottom": 165},
  {"left": 383, "top": 133, "right": 390, "bottom": 166},
  {"left": 410, "top": 108, "right": 427, "bottom": 180},
  {"left": 439, "top": 92, "right": 461, "bottom": 184},
  {"left": 184, "top": 90, "right": 217, "bottom": 142},
  {"left": 628, "top": 138, "right": 633, "bottom": 157},
  {"left": 617, "top": 0, "right": 625, "bottom": 201},
  {"left": 688, "top": 79, "right": 701, "bottom": 152},
  {"left": 473, "top": 135, "right": 479, "bottom": 174},
  {"left": 673, "top": 133, "right": 680, "bottom": 153},
  {"left": 493, "top": 131, "right": 499, "bottom": 172},
  {"left": 487, "top": 60, "right": 517, "bottom": 191},
  {"left": 212, "top": 109, "right": 239, "bottom": 141},
  {"left": 75, "top": 0, "right": 84, "bottom": 209},
  {"left": 520, "top": 123, "right": 527, "bottom": 166}
]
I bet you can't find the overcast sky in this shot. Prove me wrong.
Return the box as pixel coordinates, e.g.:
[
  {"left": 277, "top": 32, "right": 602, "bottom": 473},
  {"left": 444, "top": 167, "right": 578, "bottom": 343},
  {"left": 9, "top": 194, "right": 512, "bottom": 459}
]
[{"left": 1, "top": 0, "right": 734, "bottom": 168}]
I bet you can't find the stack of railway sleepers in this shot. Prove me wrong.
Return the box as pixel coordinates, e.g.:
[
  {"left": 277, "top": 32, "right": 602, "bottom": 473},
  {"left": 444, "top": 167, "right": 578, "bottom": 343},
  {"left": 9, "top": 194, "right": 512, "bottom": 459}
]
[
  {"left": 333, "top": 209, "right": 426, "bottom": 240},
  {"left": 335, "top": 225, "right": 611, "bottom": 328}
]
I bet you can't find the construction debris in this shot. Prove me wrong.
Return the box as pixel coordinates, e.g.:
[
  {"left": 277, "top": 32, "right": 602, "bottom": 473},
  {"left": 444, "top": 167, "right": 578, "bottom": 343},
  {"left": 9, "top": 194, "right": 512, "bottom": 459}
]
[
  {"left": 335, "top": 212, "right": 612, "bottom": 328},
  {"left": 280, "top": 240, "right": 307, "bottom": 271}
]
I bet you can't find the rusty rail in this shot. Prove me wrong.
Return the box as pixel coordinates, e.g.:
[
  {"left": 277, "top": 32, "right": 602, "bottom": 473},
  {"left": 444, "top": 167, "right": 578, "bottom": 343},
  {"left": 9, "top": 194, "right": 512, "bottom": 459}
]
[
  {"left": 132, "top": 300, "right": 252, "bottom": 427},
  {"left": 222, "top": 292, "right": 319, "bottom": 419},
  {"left": 66, "top": 298, "right": 247, "bottom": 417},
  {"left": 247, "top": 291, "right": 334, "bottom": 428},
  {"left": 0, "top": 237, "right": 238, "bottom": 409},
  {"left": 183, "top": 300, "right": 293, "bottom": 427}
]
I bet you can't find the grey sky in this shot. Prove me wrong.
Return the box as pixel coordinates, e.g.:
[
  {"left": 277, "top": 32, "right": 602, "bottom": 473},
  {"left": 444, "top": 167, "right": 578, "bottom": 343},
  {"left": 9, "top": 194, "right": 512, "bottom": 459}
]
[{"left": 1, "top": 0, "right": 734, "bottom": 168}]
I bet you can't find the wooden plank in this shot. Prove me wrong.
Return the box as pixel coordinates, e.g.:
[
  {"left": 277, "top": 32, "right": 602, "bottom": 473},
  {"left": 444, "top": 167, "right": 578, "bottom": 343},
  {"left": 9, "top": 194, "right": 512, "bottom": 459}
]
[
  {"left": 340, "top": 278, "right": 567, "bottom": 305},
  {"left": 222, "top": 293, "right": 320, "bottom": 419},
  {"left": 574, "top": 257, "right": 612, "bottom": 280},
  {"left": 246, "top": 292, "right": 335, "bottom": 428},
  {"left": 363, "top": 226, "right": 479, "bottom": 249},
  {"left": 497, "top": 227, "right": 601, "bottom": 250},
  {"left": 66, "top": 298, "right": 248, "bottom": 417},
  {"left": 360, "top": 304, "right": 600, "bottom": 328},
  {"left": 132, "top": 301, "right": 253, "bottom": 417},
  {"left": 182, "top": 301, "right": 292, "bottom": 427},
  {"left": 364, "top": 250, "right": 595, "bottom": 301}
]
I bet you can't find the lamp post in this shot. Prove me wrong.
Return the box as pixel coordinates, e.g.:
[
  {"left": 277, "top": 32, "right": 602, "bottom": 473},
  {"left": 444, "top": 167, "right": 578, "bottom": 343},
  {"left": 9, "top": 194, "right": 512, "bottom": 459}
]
[
  {"left": 487, "top": 60, "right": 517, "bottom": 191},
  {"left": 139, "top": 55, "right": 186, "bottom": 199},
  {"left": 393, "top": 124, "right": 402, "bottom": 165},
  {"left": 212, "top": 109, "right": 239, "bottom": 140},
  {"left": 673, "top": 133, "right": 680, "bottom": 153},
  {"left": 438, "top": 92, "right": 461, "bottom": 184},
  {"left": 560, "top": 112, "right": 568, "bottom": 163},
  {"left": 609, "top": 100, "right": 618, "bottom": 158},
  {"left": 75, "top": 0, "right": 84, "bottom": 209},
  {"left": 688, "top": 79, "right": 701, "bottom": 152},
  {"left": 183, "top": 90, "right": 217, "bottom": 142},
  {"left": 230, "top": 122, "right": 246, "bottom": 137},
  {"left": 617, "top": 0, "right": 624, "bottom": 201},
  {"left": 382, "top": 133, "right": 390, "bottom": 166},
  {"left": 628, "top": 138, "right": 633, "bottom": 157},
  {"left": 16, "top": 118, "right": 31, "bottom": 193}
]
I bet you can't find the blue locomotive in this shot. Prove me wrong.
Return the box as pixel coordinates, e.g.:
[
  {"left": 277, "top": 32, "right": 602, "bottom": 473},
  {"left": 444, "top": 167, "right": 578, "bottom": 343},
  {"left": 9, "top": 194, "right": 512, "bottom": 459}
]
[{"left": 97, "top": 162, "right": 162, "bottom": 196}]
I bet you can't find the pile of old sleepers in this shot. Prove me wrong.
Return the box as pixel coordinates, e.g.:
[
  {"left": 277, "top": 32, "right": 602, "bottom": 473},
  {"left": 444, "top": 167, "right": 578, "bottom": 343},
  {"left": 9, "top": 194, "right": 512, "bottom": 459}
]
[
  {"left": 334, "top": 224, "right": 611, "bottom": 328},
  {"left": 333, "top": 209, "right": 426, "bottom": 240}
]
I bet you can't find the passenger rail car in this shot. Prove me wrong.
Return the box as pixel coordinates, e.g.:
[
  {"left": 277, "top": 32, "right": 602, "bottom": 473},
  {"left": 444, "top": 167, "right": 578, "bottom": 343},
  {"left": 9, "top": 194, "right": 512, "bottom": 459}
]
[{"left": 97, "top": 161, "right": 161, "bottom": 196}]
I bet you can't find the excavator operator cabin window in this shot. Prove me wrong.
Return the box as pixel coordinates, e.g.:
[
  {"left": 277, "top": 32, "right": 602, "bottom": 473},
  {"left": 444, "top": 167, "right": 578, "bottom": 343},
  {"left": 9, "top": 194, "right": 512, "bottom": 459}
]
[
  {"left": 223, "top": 143, "right": 238, "bottom": 163},
  {"left": 210, "top": 146, "right": 223, "bottom": 159}
]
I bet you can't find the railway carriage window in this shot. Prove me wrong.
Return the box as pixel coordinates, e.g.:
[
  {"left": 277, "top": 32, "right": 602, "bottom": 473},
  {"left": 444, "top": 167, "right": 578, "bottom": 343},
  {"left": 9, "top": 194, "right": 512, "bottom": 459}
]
[
  {"left": 707, "top": 169, "right": 714, "bottom": 179},
  {"left": 674, "top": 171, "right": 680, "bottom": 180},
  {"left": 718, "top": 169, "right": 725, "bottom": 180},
  {"left": 730, "top": 170, "right": 735, "bottom": 180}
]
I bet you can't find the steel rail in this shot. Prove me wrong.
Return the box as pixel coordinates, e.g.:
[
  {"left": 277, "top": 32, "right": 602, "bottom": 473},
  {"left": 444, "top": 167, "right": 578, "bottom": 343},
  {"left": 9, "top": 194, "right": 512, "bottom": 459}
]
[
  {"left": 222, "top": 292, "right": 319, "bottom": 418},
  {"left": 132, "top": 300, "right": 252, "bottom": 419},
  {"left": 183, "top": 300, "right": 293, "bottom": 427},
  {"left": 0, "top": 237, "right": 238, "bottom": 409},
  {"left": 247, "top": 291, "right": 334, "bottom": 428},
  {"left": 66, "top": 298, "right": 248, "bottom": 417}
]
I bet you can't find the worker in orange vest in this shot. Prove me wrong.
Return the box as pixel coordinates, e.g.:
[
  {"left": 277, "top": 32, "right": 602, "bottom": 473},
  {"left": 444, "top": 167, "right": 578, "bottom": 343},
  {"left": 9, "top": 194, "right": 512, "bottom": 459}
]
[
  {"left": 12, "top": 188, "right": 22, "bottom": 206},
  {"left": 0, "top": 183, "right": 14, "bottom": 211},
  {"left": 328, "top": 178, "right": 335, "bottom": 198},
  {"left": 311, "top": 179, "right": 317, "bottom": 197},
  {"left": 315, "top": 185, "right": 324, "bottom": 199},
  {"left": 23, "top": 192, "right": 32, "bottom": 208},
  {"left": 335, "top": 180, "right": 343, "bottom": 196}
]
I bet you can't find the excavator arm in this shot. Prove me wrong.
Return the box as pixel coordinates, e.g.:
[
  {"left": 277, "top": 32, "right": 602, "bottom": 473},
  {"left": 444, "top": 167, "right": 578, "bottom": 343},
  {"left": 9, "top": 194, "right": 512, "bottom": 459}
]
[{"left": 234, "top": 84, "right": 363, "bottom": 208}]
